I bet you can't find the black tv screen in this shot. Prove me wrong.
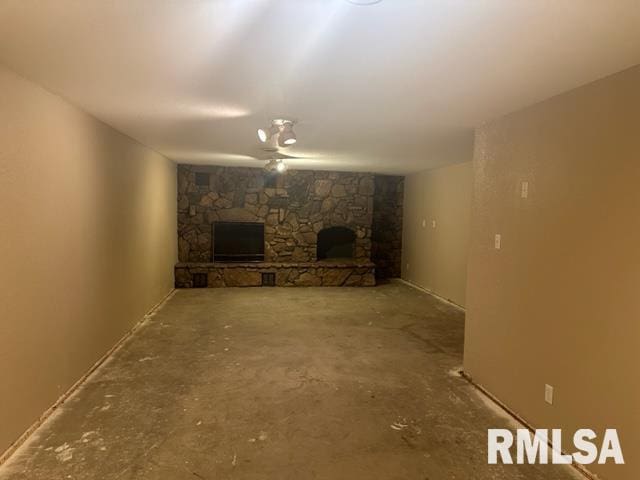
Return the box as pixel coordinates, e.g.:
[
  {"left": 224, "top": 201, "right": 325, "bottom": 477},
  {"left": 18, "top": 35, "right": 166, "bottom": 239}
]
[{"left": 213, "top": 222, "right": 264, "bottom": 262}]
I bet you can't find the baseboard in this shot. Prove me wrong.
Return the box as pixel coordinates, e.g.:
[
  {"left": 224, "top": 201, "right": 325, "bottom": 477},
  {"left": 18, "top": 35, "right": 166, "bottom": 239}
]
[
  {"left": 0, "top": 288, "right": 177, "bottom": 467},
  {"left": 394, "top": 278, "right": 466, "bottom": 312},
  {"left": 460, "top": 371, "right": 598, "bottom": 480},
  {"left": 398, "top": 276, "right": 595, "bottom": 479}
]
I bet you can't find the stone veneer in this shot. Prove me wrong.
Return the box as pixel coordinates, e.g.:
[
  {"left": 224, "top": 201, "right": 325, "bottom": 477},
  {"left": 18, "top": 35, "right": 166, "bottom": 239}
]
[
  {"left": 176, "top": 165, "right": 404, "bottom": 287},
  {"left": 175, "top": 261, "right": 376, "bottom": 288},
  {"left": 371, "top": 175, "right": 404, "bottom": 279},
  {"left": 178, "top": 165, "right": 374, "bottom": 264}
]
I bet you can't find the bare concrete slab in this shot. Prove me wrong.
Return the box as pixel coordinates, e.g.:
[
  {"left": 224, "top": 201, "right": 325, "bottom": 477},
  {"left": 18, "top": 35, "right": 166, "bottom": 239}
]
[{"left": 0, "top": 283, "right": 580, "bottom": 480}]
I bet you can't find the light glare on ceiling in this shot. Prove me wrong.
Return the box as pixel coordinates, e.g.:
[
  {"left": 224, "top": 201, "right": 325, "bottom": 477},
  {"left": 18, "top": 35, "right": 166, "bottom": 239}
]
[
  {"left": 189, "top": 104, "right": 250, "bottom": 118},
  {"left": 346, "top": 0, "right": 383, "bottom": 5}
]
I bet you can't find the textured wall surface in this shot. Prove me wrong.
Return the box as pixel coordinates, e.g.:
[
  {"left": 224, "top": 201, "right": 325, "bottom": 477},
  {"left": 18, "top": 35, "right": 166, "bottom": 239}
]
[
  {"left": 177, "top": 165, "right": 375, "bottom": 263},
  {"left": 0, "top": 65, "right": 177, "bottom": 454},
  {"left": 402, "top": 162, "right": 473, "bottom": 306},
  {"left": 465, "top": 65, "right": 640, "bottom": 480},
  {"left": 371, "top": 175, "right": 404, "bottom": 279}
]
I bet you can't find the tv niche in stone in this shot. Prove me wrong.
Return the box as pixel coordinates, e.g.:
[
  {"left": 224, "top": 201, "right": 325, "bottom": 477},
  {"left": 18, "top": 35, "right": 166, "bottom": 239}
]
[{"left": 213, "top": 222, "right": 265, "bottom": 262}]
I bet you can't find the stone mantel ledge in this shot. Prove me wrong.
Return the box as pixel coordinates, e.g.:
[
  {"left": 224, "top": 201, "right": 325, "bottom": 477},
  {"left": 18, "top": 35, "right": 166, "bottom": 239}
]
[
  {"left": 175, "top": 261, "right": 376, "bottom": 288},
  {"left": 175, "top": 261, "right": 376, "bottom": 269}
]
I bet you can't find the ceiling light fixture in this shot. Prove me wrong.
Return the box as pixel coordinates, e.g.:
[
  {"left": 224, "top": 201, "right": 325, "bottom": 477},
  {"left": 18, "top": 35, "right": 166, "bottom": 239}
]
[
  {"left": 257, "top": 119, "right": 297, "bottom": 147},
  {"left": 264, "top": 158, "right": 287, "bottom": 173},
  {"left": 278, "top": 121, "right": 297, "bottom": 146},
  {"left": 257, "top": 123, "right": 279, "bottom": 143}
]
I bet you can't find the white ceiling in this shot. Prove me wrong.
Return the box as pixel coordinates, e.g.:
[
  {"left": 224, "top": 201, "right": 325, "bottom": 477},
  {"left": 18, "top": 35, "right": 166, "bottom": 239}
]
[{"left": 1, "top": 1, "right": 639, "bottom": 174}]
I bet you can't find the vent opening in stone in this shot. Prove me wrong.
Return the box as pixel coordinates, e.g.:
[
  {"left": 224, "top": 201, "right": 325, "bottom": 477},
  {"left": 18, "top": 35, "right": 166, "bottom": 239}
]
[{"left": 192, "top": 273, "right": 208, "bottom": 288}]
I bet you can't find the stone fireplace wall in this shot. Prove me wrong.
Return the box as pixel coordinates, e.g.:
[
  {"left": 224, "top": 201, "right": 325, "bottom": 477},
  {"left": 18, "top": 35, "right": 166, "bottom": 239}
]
[
  {"left": 372, "top": 175, "right": 404, "bottom": 279},
  {"left": 177, "top": 165, "right": 375, "bottom": 263}
]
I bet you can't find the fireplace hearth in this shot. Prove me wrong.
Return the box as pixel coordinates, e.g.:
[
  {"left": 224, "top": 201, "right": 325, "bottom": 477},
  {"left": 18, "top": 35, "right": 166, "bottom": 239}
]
[{"left": 317, "top": 226, "right": 355, "bottom": 260}]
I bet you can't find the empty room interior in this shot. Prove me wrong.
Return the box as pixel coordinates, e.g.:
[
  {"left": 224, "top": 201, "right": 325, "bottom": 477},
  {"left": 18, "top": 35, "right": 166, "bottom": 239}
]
[{"left": 1, "top": 1, "right": 639, "bottom": 479}]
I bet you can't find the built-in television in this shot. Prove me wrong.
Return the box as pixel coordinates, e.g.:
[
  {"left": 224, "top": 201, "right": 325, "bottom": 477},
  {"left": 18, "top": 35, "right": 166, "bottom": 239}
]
[{"left": 213, "top": 222, "right": 265, "bottom": 262}]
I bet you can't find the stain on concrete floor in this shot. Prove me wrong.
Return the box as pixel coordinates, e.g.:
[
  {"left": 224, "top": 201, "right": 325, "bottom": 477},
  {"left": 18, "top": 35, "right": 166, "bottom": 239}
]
[{"left": 0, "top": 282, "right": 581, "bottom": 480}]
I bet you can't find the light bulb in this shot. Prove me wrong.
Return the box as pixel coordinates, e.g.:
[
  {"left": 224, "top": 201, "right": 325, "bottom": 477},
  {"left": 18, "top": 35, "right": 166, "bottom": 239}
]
[{"left": 278, "top": 122, "right": 297, "bottom": 147}]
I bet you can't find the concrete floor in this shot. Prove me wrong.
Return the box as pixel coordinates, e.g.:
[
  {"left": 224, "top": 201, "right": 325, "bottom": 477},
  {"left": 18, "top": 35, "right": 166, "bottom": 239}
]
[{"left": 0, "top": 282, "right": 580, "bottom": 480}]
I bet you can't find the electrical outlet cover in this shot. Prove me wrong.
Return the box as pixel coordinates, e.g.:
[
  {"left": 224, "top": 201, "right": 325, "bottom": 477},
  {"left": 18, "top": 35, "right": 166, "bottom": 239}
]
[{"left": 545, "top": 384, "right": 554, "bottom": 405}]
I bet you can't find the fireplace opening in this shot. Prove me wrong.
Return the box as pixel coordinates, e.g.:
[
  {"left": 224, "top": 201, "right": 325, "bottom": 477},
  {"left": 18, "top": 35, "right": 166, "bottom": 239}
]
[
  {"left": 213, "top": 222, "right": 265, "bottom": 262},
  {"left": 317, "top": 227, "right": 356, "bottom": 260}
]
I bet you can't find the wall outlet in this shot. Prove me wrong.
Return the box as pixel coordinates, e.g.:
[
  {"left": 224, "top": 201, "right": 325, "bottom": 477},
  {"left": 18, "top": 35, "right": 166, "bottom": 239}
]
[
  {"left": 494, "top": 234, "right": 502, "bottom": 250},
  {"left": 421, "top": 219, "right": 426, "bottom": 228},
  {"left": 406, "top": 263, "right": 410, "bottom": 271},
  {"left": 432, "top": 220, "right": 437, "bottom": 228},
  {"left": 545, "top": 384, "right": 554, "bottom": 405},
  {"left": 521, "top": 181, "right": 529, "bottom": 199}
]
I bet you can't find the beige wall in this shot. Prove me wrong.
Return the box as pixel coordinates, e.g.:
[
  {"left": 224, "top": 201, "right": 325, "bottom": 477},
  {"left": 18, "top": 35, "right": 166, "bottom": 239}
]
[
  {"left": 401, "top": 162, "right": 473, "bottom": 307},
  {"left": 464, "top": 65, "right": 640, "bottom": 480},
  {"left": 0, "top": 65, "right": 177, "bottom": 454}
]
